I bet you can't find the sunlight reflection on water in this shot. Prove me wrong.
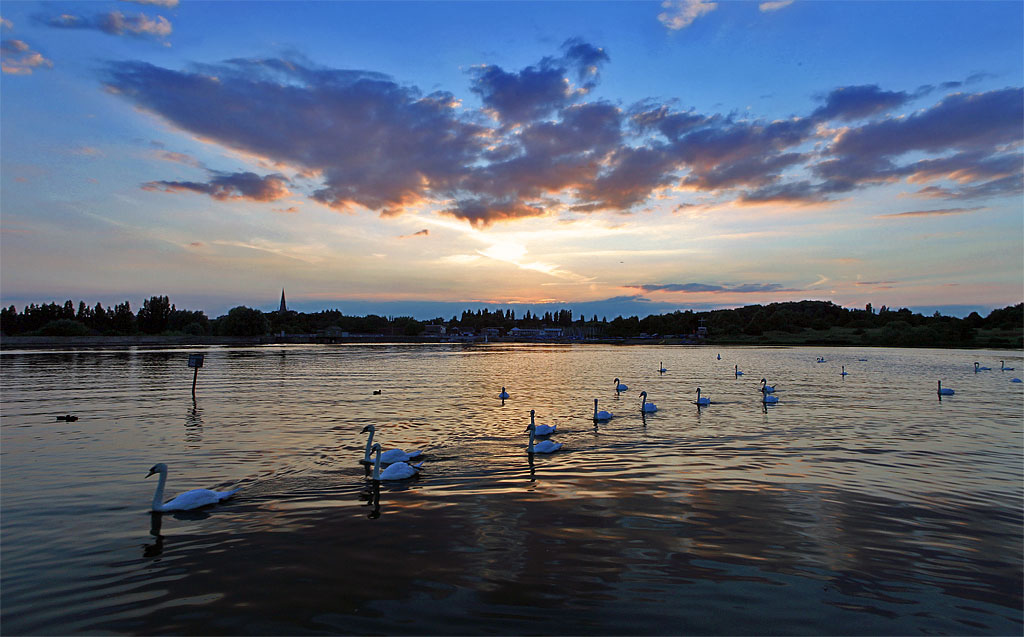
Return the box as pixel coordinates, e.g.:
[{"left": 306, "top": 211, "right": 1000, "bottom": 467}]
[{"left": 1, "top": 344, "right": 1021, "bottom": 634}]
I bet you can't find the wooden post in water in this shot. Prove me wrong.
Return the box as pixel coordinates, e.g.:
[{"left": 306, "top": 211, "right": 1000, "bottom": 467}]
[{"left": 187, "top": 354, "right": 204, "bottom": 399}]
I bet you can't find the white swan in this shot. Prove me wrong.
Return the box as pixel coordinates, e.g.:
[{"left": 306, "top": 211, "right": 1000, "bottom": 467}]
[
  {"left": 841, "top": 366, "right": 848, "bottom": 376},
  {"left": 146, "top": 463, "right": 238, "bottom": 512},
  {"left": 717, "top": 354, "right": 721, "bottom": 360},
  {"left": 695, "top": 388, "right": 710, "bottom": 406},
  {"left": 361, "top": 425, "right": 422, "bottom": 465},
  {"left": 1001, "top": 361, "right": 1015, "bottom": 371},
  {"left": 525, "top": 423, "right": 562, "bottom": 454},
  {"left": 937, "top": 380, "right": 954, "bottom": 396},
  {"left": 659, "top": 362, "right": 667, "bottom": 373},
  {"left": 975, "top": 362, "right": 991, "bottom": 371},
  {"left": 593, "top": 399, "right": 613, "bottom": 421},
  {"left": 639, "top": 391, "right": 658, "bottom": 413},
  {"left": 498, "top": 387, "right": 510, "bottom": 399},
  {"left": 614, "top": 378, "right": 628, "bottom": 392},
  {"left": 371, "top": 443, "right": 423, "bottom": 480},
  {"left": 734, "top": 365, "right": 743, "bottom": 376},
  {"left": 759, "top": 378, "right": 776, "bottom": 393},
  {"left": 529, "top": 409, "right": 556, "bottom": 435},
  {"left": 1011, "top": 378, "right": 1022, "bottom": 383}
]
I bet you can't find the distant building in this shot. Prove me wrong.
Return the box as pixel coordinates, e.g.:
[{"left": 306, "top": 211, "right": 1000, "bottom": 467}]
[
  {"left": 279, "top": 289, "right": 287, "bottom": 313},
  {"left": 423, "top": 324, "right": 446, "bottom": 336}
]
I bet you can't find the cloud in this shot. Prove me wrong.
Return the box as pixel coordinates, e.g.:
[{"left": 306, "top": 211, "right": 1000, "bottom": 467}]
[
  {"left": 0, "top": 39, "right": 53, "bottom": 75},
  {"left": 469, "top": 38, "right": 608, "bottom": 124},
  {"left": 1, "top": 18, "right": 13, "bottom": 30},
  {"left": 876, "top": 206, "right": 985, "bottom": 218},
  {"left": 273, "top": 206, "right": 300, "bottom": 214},
  {"left": 152, "top": 149, "right": 204, "bottom": 168},
  {"left": 43, "top": 11, "right": 171, "bottom": 39},
  {"left": 632, "top": 282, "right": 799, "bottom": 294},
  {"left": 658, "top": 0, "right": 717, "bottom": 30},
  {"left": 812, "top": 85, "right": 913, "bottom": 122},
  {"left": 759, "top": 0, "right": 795, "bottom": 11},
  {"left": 142, "top": 171, "right": 291, "bottom": 201},
  {"left": 103, "top": 46, "right": 1023, "bottom": 226},
  {"left": 121, "top": 0, "right": 179, "bottom": 7}
]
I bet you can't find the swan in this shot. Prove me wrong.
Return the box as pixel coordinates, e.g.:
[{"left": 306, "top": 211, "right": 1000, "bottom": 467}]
[
  {"left": 659, "top": 362, "right": 667, "bottom": 373},
  {"left": 639, "top": 391, "right": 658, "bottom": 413},
  {"left": 734, "top": 365, "right": 743, "bottom": 376},
  {"left": 937, "top": 380, "right": 954, "bottom": 396},
  {"left": 695, "top": 388, "right": 710, "bottom": 406},
  {"left": 371, "top": 443, "right": 423, "bottom": 480},
  {"left": 1001, "top": 361, "right": 1015, "bottom": 371},
  {"left": 593, "top": 398, "right": 613, "bottom": 421},
  {"left": 614, "top": 378, "right": 628, "bottom": 392},
  {"left": 1011, "top": 378, "right": 1022, "bottom": 383},
  {"left": 361, "top": 425, "right": 422, "bottom": 465},
  {"left": 841, "top": 366, "right": 848, "bottom": 376},
  {"left": 816, "top": 357, "right": 826, "bottom": 363},
  {"left": 974, "top": 362, "right": 991, "bottom": 371},
  {"left": 762, "top": 392, "right": 779, "bottom": 404},
  {"left": 525, "top": 423, "right": 562, "bottom": 454},
  {"left": 529, "top": 409, "right": 556, "bottom": 435},
  {"left": 759, "top": 378, "right": 776, "bottom": 393},
  {"left": 146, "top": 463, "right": 238, "bottom": 512},
  {"left": 498, "top": 387, "right": 510, "bottom": 399},
  {"left": 717, "top": 354, "right": 721, "bottom": 360}
]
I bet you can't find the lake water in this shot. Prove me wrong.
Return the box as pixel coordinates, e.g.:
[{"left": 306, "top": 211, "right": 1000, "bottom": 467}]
[{"left": 1, "top": 344, "right": 1021, "bottom": 635}]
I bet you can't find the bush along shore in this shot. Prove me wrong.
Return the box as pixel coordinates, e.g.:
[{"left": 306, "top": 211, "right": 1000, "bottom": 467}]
[{"left": 1, "top": 297, "right": 1021, "bottom": 350}]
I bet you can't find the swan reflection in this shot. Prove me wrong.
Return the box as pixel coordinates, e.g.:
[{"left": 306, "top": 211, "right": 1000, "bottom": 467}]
[
  {"left": 144, "top": 512, "right": 164, "bottom": 558},
  {"left": 360, "top": 481, "right": 381, "bottom": 519}
]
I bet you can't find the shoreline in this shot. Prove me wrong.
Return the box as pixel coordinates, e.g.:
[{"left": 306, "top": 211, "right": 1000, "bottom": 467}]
[{"left": 2, "top": 334, "right": 1020, "bottom": 351}]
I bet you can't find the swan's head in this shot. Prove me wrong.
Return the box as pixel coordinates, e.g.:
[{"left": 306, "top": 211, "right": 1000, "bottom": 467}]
[
  {"left": 146, "top": 463, "right": 167, "bottom": 478},
  {"left": 361, "top": 425, "right": 375, "bottom": 433},
  {"left": 760, "top": 378, "right": 766, "bottom": 383},
  {"left": 371, "top": 443, "right": 382, "bottom": 453},
  {"left": 530, "top": 409, "right": 535, "bottom": 417},
  {"left": 524, "top": 423, "right": 535, "bottom": 432},
  {"left": 614, "top": 378, "right": 619, "bottom": 384},
  {"left": 639, "top": 391, "right": 647, "bottom": 398}
]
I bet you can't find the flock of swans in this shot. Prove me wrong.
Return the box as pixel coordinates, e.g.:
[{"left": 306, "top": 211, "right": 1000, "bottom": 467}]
[{"left": 144, "top": 354, "right": 1020, "bottom": 513}]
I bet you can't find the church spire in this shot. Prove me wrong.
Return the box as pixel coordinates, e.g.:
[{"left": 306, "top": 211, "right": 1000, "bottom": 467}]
[{"left": 279, "top": 288, "right": 287, "bottom": 313}]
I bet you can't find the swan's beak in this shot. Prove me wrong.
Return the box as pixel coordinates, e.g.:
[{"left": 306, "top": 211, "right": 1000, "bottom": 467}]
[
  {"left": 146, "top": 469, "right": 156, "bottom": 478},
  {"left": 360, "top": 425, "right": 371, "bottom": 433}
]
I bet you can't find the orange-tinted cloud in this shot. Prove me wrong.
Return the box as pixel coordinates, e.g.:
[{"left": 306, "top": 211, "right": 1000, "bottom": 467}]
[
  {"left": 1, "top": 39, "right": 53, "bottom": 75},
  {"left": 143, "top": 171, "right": 290, "bottom": 202}
]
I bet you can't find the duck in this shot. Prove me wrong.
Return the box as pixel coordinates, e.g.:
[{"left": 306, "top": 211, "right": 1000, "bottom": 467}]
[
  {"left": 525, "top": 423, "right": 563, "bottom": 454},
  {"left": 974, "top": 362, "right": 991, "bottom": 372},
  {"left": 937, "top": 380, "right": 954, "bottom": 396},
  {"left": 370, "top": 443, "right": 423, "bottom": 481},
  {"left": 659, "top": 362, "right": 667, "bottom": 373},
  {"left": 146, "top": 463, "right": 238, "bottom": 512},
  {"left": 614, "top": 378, "right": 628, "bottom": 392},
  {"left": 372, "top": 389, "right": 382, "bottom": 395},
  {"left": 498, "top": 387, "right": 510, "bottom": 399},
  {"left": 1001, "top": 361, "right": 1015, "bottom": 371},
  {"left": 529, "top": 409, "right": 556, "bottom": 436},
  {"left": 360, "top": 424, "right": 422, "bottom": 465},
  {"left": 593, "top": 399, "right": 613, "bottom": 421},
  {"left": 695, "top": 388, "right": 710, "bottom": 406},
  {"left": 734, "top": 365, "right": 743, "bottom": 376},
  {"left": 759, "top": 378, "right": 776, "bottom": 393},
  {"left": 639, "top": 391, "right": 658, "bottom": 413},
  {"left": 841, "top": 366, "right": 848, "bottom": 376},
  {"left": 56, "top": 414, "right": 78, "bottom": 422}
]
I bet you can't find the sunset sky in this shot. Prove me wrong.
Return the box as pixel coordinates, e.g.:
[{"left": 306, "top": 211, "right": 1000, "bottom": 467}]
[{"left": 1, "top": 0, "right": 1021, "bottom": 320}]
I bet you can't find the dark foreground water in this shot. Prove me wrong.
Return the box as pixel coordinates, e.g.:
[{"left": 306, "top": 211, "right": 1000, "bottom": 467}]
[{"left": 1, "top": 344, "right": 1021, "bottom": 635}]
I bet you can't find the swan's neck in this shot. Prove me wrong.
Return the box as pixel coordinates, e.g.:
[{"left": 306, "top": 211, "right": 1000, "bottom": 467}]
[
  {"left": 363, "top": 428, "right": 375, "bottom": 462},
  {"left": 594, "top": 401, "right": 598, "bottom": 417},
  {"left": 527, "top": 428, "right": 535, "bottom": 453},
  {"left": 151, "top": 468, "right": 168, "bottom": 511},
  {"left": 372, "top": 447, "right": 381, "bottom": 480}
]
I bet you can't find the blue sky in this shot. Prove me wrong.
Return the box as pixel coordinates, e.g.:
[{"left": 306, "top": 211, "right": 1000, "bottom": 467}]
[{"left": 1, "top": 1, "right": 1021, "bottom": 319}]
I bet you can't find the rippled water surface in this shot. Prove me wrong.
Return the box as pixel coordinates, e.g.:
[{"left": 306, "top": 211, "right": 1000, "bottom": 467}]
[{"left": 2, "top": 344, "right": 1021, "bottom": 635}]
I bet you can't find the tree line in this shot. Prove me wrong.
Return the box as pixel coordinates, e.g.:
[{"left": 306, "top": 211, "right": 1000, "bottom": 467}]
[{"left": 1, "top": 297, "right": 1021, "bottom": 347}]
